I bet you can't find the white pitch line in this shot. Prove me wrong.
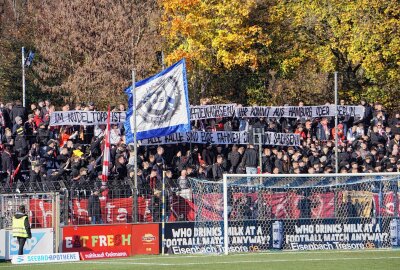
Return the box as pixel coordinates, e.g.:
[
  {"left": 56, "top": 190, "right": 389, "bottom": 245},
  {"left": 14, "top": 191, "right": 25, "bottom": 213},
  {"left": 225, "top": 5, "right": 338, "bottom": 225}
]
[
  {"left": 1, "top": 250, "right": 399, "bottom": 268},
  {"left": 80, "top": 248, "right": 400, "bottom": 262},
  {"left": 84, "top": 256, "right": 400, "bottom": 266}
]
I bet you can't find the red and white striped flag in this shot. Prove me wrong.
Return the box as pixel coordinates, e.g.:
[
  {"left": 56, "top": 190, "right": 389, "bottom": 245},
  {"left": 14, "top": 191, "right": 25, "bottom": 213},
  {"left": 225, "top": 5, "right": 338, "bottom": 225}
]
[{"left": 101, "top": 106, "right": 111, "bottom": 185}]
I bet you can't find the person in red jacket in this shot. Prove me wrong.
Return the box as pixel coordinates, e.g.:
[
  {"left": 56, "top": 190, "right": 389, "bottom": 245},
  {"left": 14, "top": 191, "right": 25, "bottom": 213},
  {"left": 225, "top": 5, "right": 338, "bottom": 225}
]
[{"left": 331, "top": 123, "right": 346, "bottom": 144}]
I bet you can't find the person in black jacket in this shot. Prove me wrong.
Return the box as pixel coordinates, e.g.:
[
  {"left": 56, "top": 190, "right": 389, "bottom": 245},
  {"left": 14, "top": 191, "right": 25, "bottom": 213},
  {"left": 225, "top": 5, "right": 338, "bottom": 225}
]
[
  {"left": 240, "top": 144, "right": 258, "bottom": 174},
  {"left": 227, "top": 145, "right": 241, "bottom": 173},
  {"left": 298, "top": 191, "right": 312, "bottom": 219},
  {"left": 240, "top": 144, "right": 258, "bottom": 185},
  {"left": 10, "top": 100, "right": 28, "bottom": 125},
  {"left": 36, "top": 122, "right": 49, "bottom": 147},
  {"left": 212, "top": 155, "right": 225, "bottom": 181},
  {"left": 1, "top": 144, "right": 13, "bottom": 185},
  {"left": 88, "top": 189, "right": 103, "bottom": 224}
]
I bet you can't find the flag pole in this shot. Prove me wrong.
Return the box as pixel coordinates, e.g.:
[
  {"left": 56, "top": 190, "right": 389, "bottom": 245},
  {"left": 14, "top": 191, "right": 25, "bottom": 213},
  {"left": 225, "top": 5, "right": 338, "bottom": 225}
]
[
  {"left": 132, "top": 69, "right": 138, "bottom": 223},
  {"left": 22, "top": 47, "right": 26, "bottom": 107},
  {"left": 161, "top": 50, "right": 166, "bottom": 70}
]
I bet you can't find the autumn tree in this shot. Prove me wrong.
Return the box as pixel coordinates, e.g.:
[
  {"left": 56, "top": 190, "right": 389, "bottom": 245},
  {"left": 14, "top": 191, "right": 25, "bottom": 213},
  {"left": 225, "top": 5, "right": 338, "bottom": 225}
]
[
  {"left": 31, "top": 0, "right": 162, "bottom": 107},
  {"left": 160, "top": 0, "right": 270, "bottom": 103},
  {"left": 0, "top": 0, "right": 40, "bottom": 102},
  {"left": 269, "top": 0, "right": 400, "bottom": 110}
]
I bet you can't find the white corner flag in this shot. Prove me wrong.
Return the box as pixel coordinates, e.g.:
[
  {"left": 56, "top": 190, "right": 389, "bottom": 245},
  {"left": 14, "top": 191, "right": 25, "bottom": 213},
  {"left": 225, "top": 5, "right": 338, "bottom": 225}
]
[{"left": 124, "top": 59, "right": 191, "bottom": 142}]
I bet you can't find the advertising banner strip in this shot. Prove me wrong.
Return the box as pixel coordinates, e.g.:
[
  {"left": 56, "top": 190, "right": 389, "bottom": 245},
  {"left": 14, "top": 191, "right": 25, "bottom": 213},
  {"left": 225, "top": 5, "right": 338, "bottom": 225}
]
[
  {"left": 0, "top": 230, "right": 6, "bottom": 260},
  {"left": 62, "top": 224, "right": 133, "bottom": 255},
  {"left": 8, "top": 228, "right": 54, "bottom": 259},
  {"left": 11, "top": 252, "right": 80, "bottom": 264},
  {"left": 62, "top": 224, "right": 160, "bottom": 256},
  {"left": 131, "top": 224, "right": 159, "bottom": 255},
  {"left": 80, "top": 251, "right": 129, "bottom": 260}
]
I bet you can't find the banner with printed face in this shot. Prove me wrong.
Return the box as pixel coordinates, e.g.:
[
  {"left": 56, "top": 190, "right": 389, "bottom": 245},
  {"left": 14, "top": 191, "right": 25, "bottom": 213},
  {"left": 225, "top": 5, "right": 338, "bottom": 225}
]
[
  {"left": 190, "top": 104, "right": 236, "bottom": 120},
  {"left": 138, "top": 131, "right": 301, "bottom": 146},
  {"left": 235, "top": 105, "right": 364, "bottom": 118},
  {"left": 49, "top": 111, "right": 126, "bottom": 126},
  {"left": 62, "top": 224, "right": 132, "bottom": 255}
]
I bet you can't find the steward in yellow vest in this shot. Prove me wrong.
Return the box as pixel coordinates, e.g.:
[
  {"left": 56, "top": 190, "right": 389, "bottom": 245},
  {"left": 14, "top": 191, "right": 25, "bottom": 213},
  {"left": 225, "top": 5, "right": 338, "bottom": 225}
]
[{"left": 12, "top": 205, "right": 32, "bottom": 255}]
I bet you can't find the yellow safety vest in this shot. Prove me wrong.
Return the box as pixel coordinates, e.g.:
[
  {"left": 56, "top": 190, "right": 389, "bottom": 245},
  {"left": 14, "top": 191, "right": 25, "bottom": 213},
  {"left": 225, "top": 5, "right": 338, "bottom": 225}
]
[{"left": 12, "top": 216, "right": 29, "bottom": 238}]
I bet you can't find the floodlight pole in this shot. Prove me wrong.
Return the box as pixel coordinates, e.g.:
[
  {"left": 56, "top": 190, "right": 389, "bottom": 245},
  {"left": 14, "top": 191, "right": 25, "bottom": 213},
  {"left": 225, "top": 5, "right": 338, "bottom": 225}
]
[
  {"left": 22, "top": 47, "right": 26, "bottom": 107},
  {"left": 334, "top": 71, "right": 339, "bottom": 179},
  {"left": 132, "top": 70, "right": 138, "bottom": 223}
]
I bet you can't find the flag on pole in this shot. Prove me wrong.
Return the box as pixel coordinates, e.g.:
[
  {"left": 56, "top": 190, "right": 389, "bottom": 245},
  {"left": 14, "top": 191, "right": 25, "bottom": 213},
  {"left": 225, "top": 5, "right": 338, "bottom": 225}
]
[
  {"left": 101, "top": 106, "right": 111, "bottom": 185},
  {"left": 124, "top": 59, "right": 191, "bottom": 142},
  {"left": 24, "top": 51, "right": 35, "bottom": 67}
]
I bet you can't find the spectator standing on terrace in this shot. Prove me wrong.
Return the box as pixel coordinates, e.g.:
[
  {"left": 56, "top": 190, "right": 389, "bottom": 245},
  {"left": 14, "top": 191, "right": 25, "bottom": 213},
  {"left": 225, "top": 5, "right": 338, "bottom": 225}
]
[
  {"left": 212, "top": 155, "right": 225, "bottom": 180},
  {"left": 12, "top": 205, "right": 32, "bottom": 255},
  {"left": 240, "top": 144, "right": 258, "bottom": 175},
  {"left": 358, "top": 99, "right": 373, "bottom": 132},
  {"left": 88, "top": 189, "right": 103, "bottom": 224},
  {"left": 316, "top": 117, "right": 330, "bottom": 141},
  {"left": 227, "top": 145, "right": 241, "bottom": 173},
  {"left": 10, "top": 100, "right": 27, "bottom": 125}
]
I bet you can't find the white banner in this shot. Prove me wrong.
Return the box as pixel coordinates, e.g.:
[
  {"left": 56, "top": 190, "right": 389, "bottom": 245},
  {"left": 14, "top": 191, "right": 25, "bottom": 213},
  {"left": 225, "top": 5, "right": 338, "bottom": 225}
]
[
  {"left": 11, "top": 252, "right": 80, "bottom": 264},
  {"left": 190, "top": 104, "right": 236, "bottom": 120},
  {"left": 8, "top": 228, "right": 54, "bottom": 259},
  {"left": 49, "top": 111, "right": 126, "bottom": 126},
  {"left": 49, "top": 105, "right": 364, "bottom": 126},
  {"left": 235, "top": 105, "right": 364, "bottom": 118},
  {"left": 138, "top": 131, "right": 301, "bottom": 146},
  {"left": 0, "top": 229, "right": 5, "bottom": 260}
]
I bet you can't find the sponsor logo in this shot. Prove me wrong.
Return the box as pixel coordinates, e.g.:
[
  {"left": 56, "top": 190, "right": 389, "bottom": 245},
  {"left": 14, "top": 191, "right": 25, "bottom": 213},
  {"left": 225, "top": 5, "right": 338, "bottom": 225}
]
[
  {"left": 10, "top": 232, "right": 46, "bottom": 255},
  {"left": 142, "top": 234, "right": 156, "bottom": 243},
  {"left": 12, "top": 252, "right": 80, "bottom": 264},
  {"left": 80, "top": 251, "right": 128, "bottom": 260}
]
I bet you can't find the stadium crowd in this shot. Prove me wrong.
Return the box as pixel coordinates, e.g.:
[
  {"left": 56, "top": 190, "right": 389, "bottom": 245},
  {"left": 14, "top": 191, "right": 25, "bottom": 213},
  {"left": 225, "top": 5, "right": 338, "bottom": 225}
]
[{"left": 0, "top": 98, "right": 399, "bottom": 201}]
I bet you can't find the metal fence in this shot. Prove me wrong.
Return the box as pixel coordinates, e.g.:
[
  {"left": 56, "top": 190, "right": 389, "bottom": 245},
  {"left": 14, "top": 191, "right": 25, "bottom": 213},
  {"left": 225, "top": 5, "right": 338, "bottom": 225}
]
[
  {"left": 0, "top": 192, "right": 63, "bottom": 253},
  {"left": 1, "top": 170, "right": 195, "bottom": 225}
]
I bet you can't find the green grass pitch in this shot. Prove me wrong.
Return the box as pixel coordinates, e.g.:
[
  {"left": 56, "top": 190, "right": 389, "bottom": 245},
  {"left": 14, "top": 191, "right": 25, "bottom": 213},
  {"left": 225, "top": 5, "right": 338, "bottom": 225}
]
[{"left": 1, "top": 249, "right": 399, "bottom": 270}]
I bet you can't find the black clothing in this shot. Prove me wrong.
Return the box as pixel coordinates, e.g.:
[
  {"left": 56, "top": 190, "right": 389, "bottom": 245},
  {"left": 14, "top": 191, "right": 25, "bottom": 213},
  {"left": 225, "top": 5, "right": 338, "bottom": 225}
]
[
  {"left": 241, "top": 148, "right": 258, "bottom": 168},
  {"left": 10, "top": 105, "right": 28, "bottom": 124},
  {"left": 212, "top": 163, "right": 224, "bottom": 180},
  {"left": 88, "top": 194, "right": 102, "bottom": 219},
  {"left": 17, "top": 237, "right": 27, "bottom": 255}
]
